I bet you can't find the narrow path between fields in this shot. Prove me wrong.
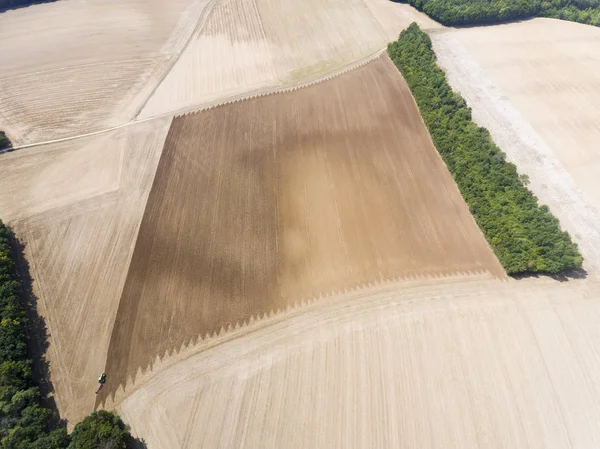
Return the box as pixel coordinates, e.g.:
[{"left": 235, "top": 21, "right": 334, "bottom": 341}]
[{"left": 1, "top": 46, "right": 385, "bottom": 153}]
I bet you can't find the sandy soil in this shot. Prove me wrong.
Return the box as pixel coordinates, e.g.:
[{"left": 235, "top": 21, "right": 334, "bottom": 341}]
[
  {"left": 103, "top": 55, "right": 504, "bottom": 397},
  {"left": 0, "top": 118, "right": 172, "bottom": 424},
  {"left": 138, "top": 0, "right": 436, "bottom": 118},
  {"left": 5, "top": 4, "right": 600, "bottom": 446},
  {"left": 0, "top": 0, "right": 207, "bottom": 144},
  {"left": 115, "top": 276, "right": 600, "bottom": 449},
  {"left": 0, "top": 132, "right": 120, "bottom": 223},
  {"left": 1, "top": 0, "right": 437, "bottom": 140},
  {"left": 430, "top": 19, "right": 600, "bottom": 273}
]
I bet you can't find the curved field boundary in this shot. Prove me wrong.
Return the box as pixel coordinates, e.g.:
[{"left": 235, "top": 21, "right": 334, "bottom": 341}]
[
  {"left": 98, "top": 271, "right": 505, "bottom": 408},
  {"left": 100, "top": 55, "right": 505, "bottom": 400},
  {"left": 173, "top": 49, "right": 387, "bottom": 119},
  {"left": 115, "top": 277, "right": 600, "bottom": 449},
  {"left": 3, "top": 49, "right": 386, "bottom": 153},
  {"left": 130, "top": 0, "right": 220, "bottom": 119}
]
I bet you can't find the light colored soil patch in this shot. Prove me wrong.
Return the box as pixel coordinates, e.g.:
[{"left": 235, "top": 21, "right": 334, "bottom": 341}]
[
  {"left": 139, "top": 0, "right": 278, "bottom": 119},
  {"left": 1, "top": 117, "right": 172, "bottom": 424},
  {"left": 257, "top": 0, "right": 387, "bottom": 82},
  {"left": 362, "top": 0, "right": 441, "bottom": 41},
  {"left": 139, "top": 0, "right": 431, "bottom": 118},
  {"left": 0, "top": 132, "right": 120, "bottom": 223},
  {"left": 0, "top": 59, "right": 165, "bottom": 143},
  {"left": 103, "top": 55, "right": 504, "bottom": 397},
  {"left": 117, "top": 277, "right": 600, "bottom": 449},
  {"left": 430, "top": 19, "right": 600, "bottom": 274},
  {"left": 0, "top": 0, "right": 207, "bottom": 143}
]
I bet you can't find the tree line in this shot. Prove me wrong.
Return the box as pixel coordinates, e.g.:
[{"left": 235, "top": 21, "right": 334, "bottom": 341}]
[
  {"left": 0, "top": 219, "right": 135, "bottom": 449},
  {"left": 387, "top": 24, "right": 583, "bottom": 274},
  {"left": 395, "top": 0, "right": 600, "bottom": 27}
]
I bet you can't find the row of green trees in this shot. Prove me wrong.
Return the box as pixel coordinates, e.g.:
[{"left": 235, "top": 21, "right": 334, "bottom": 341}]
[
  {"left": 396, "top": 0, "right": 600, "bottom": 27},
  {"left": 0, "top": 219, "right": 133, "bottom": 448},
  {"left": 387, "top": 24, "right": 583, "bottom": 274}
]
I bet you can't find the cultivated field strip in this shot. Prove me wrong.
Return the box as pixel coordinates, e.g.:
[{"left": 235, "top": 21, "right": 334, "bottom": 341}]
[
  {"left": 140, "top": 0, "right": 277, "bottom": 119},
  {"left": 0, "top": 59, "right": 164, "bottom": 144},
  {"left": 257, "top": 0, "right": 387, "bottom": 82},
  {"left": 0, "top": 132, "right": 121, "bottom": 223},
  {"left": 0, "top": 0, "right": 202, "bottom": 78},
  {"left": 139, "top": 0, "right": 402, "bottom": 118},
  {"left": 116, "top": 278, "right": 600, "bottom": 449},
  {"left": 105, "top": 55, "right": 505, "bottom": 394},
  {"left": 0, "top": 0, "right": 208, "bottom": 144},
  {"left": 2, "top": 118, "right": 173, "bottom": 424},
  {"left": 142, "top": 48, "right": 387, "bottom": 121},
  {"left": 430, "top": 20, "right": 600, "bottom": 274},
  {"left": 98, "top": 272, "right": 501, "bottom": 408}
]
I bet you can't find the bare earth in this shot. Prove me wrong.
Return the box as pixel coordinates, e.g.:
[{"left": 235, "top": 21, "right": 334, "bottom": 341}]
[
  {"left": 0, "top": 0, "right": 207, "bottom": 144},
  {"left": 0, "top": 118, "right": 172, "bottom": 423},
  {"left": 139, "top": 0, "right": 393, "bottom": 118},
  {"left": 103, "top": 55, "right": 503, "bottom": 397},
  {"left": 116, "top": 276, "right": 600, "bottom": 449},
  {"left": 2, "top": 2, "right": 600, "bottom": 448},
  {"left": 431, "top": 19, "right": 600, "bottom": 272}
]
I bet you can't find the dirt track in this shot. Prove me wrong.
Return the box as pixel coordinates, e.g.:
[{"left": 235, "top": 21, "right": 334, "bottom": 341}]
[
  {"left": 103, "top": 54, "right": 504, "bottom": 395},
  {"left": 0, "top": 0, "right": 207, "bottom": 144}
]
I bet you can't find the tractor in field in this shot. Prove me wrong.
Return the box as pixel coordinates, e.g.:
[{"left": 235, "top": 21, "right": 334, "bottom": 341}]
[{"left": 95, "top": 372, "right": 106, "bottom": 394}]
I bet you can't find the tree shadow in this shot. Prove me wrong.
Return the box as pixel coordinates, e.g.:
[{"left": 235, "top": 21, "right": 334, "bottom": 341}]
[
  {"left": 128, "top": 436, "right": 148, "bottom": 449},
  {"left": 9, "top": 232, "right": 67, "bottom": 430},
  {"left": 511, "top": 267, "right": 588, "bottom": 282},
  {"left": 0, "top": 0, "right": 59, "bottom": 14}
]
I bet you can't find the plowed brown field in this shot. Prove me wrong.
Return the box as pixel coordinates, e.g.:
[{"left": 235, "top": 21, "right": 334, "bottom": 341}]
[{"left": 104, "top": 55, "right": 504, "bottom": 393}]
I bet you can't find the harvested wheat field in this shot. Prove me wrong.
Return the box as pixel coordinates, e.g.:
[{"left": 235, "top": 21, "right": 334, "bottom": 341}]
[
  {"left": 104, "top": 54, "right": 504, "bottom": 397},
  {"left": 431, "top": 19, "right": 600, "bottom": 272},
  {"left": 0, "top": 0, "right": 207, "bottom": 144},
  {"left": 4, "top": 0, "right": 600, "bottom": 446},
  {"left": 362, "top": 0, "right": 441, "bottom": 40},
  {"left": 0, "top": 117, "right": 172, "bottom": 423},
  {"left": 138, "top": 0, "right": 435, "bottom": 118},
  {"left": 115, "top": 277, "right": 600, "bottom": 449}
]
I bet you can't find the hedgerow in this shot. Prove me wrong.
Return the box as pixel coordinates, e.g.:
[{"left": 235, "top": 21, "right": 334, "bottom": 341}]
[{"left": 387, "top": 24, "right": 583, "bottom": 274}]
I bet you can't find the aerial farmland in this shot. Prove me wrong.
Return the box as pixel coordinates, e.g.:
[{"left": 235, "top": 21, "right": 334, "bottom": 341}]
[{"left": 1, "top": 0, "right": 600, "bottom": 448}]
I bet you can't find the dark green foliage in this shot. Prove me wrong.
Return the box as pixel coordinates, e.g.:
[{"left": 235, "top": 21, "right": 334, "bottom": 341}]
[
  {"left": 68, "top": 411, "right": 129, "bottom": 449},
  {"left": 0, "top": 219, "right": 60, "bottom": 448},
  {"left": 0, "top": 220, "right": 135, "bottom": 448},
  {"left": 395, "top": 0, "right": 600, "bottom": 26},
  {"left": 0, "top": 132, "right": 10, "bottom": 152},
  {"left": 387, "top": 24, "right": 583, "bottom": 274},
  {"left": 0, "top": 1, "right": 58, "bottom": 14}
]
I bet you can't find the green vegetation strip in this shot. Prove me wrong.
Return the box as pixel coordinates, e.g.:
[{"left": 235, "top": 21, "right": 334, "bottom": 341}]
[
  {"left": 387, "top": 24, "right": 583, "bottom": 274},
  {"left": 397, "top": 0, "right": 600, "bottom": 27},
  {"left": 0, "top": 219, "right": 133, "bottom": 448}
]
